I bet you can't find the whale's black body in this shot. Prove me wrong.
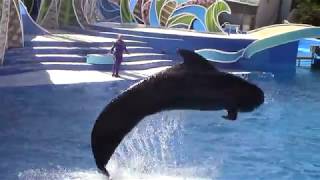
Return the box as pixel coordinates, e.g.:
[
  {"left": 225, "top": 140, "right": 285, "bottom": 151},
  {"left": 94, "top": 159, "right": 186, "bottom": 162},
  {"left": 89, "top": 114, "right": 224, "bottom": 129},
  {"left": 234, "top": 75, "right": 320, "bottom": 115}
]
[{"left": 91, "top": 49, "right": 264, "bottom": 177}]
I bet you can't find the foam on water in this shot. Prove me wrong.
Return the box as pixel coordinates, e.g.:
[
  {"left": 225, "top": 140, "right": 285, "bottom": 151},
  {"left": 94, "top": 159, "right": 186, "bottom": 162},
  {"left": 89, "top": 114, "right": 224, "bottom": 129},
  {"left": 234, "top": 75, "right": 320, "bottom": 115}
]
[
  {"left": 18, "top": 168, "right": 213, "bottom": 180},
  {"left": 16, "top": 112, "right": 218, "bottom": 180}
]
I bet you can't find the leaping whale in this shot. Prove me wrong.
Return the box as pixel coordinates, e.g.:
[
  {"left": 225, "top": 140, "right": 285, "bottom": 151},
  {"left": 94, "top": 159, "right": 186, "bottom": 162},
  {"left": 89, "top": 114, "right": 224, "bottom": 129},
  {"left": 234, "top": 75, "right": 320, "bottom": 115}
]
[{"left": 91, "top": 49, "right": 264, "bottom": 177}]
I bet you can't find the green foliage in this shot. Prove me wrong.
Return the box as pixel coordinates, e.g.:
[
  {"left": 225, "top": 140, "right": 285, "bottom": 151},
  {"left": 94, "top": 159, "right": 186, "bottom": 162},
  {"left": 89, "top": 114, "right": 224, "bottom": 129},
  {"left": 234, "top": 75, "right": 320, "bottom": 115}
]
[{"left": 293, "top": 0, "right": 320, "bottom": 26}]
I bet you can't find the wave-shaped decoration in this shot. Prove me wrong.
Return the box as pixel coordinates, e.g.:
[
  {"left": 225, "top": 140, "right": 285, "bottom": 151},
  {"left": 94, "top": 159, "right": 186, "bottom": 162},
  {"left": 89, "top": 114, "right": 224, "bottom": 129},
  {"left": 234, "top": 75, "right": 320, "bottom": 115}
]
[
  {"left": 59, "top": 0, "right": 80, "bottom": 27},
  {"left": 196, "top": 26, "right": 320, "bottom": 63},
  {"left": 167, "top": 14, "right": 195, "bottom": 28},
  {"left": 116, "top": 0, "right": 231, "bottom": 32},
  {"left": 36, "top": 0, "right": 51, "bottom": 23},
  {"left": 206, "top": 0, "right": 231, "bottom": 33},
  {"left": 120, "top": 0, "right": 135, "bottom": 23},
  {"left": 83, "top": 0, "right": 100, "bottom": 24},
  {"left": 156, "top": 0, "right": 166, "bottom": 21},
  {"left": 98, "top": 0, "right": 120, "bottom": 22},
  {"left": 192, "top": 18, "right": 206, "bottom": 32},
  {"left": 170, "top": 5, "right": 207, "bottom": 31},
  {"left": 141, "top": 0, "right": 150, "bottom": 24},
  {"left": 149, "top": 0, "right": 159, "bottom": 27},
  {"left": 159, "top": 0, "right": 177, "bottom": 26},
  {"left": 73, "top": 0, "right": 89, "bottom": 29},
  {"left": 196, "top": 48, "right": 245, "bottom": 63},
  {"left": 38, "top": 0, "right": 59, "bottom": 29},
  {"left": 19, "top": 0, "right": 49, "bottom": 35},
  {"left": 132, "top": 0, "right": 144, "bottom": 23},
  {"left": 129, "top": 0, "right": 138, "bottom": 14},
  {"left": 99, "top": 0, "right": 119, "bottom": 13}
]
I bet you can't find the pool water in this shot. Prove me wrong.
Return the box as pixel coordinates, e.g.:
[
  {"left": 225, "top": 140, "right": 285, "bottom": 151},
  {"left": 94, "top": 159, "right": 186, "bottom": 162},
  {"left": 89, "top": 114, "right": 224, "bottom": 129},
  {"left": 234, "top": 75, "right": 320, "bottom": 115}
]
[
  {"left": 0, "top": 68, "right": 320, "bottom": 180},
  {"left": 297, "top": 38, "right": 320, "bottom": 67}
]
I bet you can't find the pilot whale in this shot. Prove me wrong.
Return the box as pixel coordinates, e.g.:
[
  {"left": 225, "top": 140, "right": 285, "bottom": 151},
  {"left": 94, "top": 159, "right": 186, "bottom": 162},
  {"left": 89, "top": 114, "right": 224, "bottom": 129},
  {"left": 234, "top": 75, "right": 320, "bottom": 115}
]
[{"left": 91, "top": 49, "right": 264, "bottom": 177}]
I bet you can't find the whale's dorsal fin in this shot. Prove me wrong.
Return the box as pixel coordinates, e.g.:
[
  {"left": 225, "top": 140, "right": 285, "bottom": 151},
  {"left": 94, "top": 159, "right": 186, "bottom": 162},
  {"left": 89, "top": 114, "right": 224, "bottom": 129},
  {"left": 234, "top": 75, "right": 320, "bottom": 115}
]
[{"left": 178, "top": 49, "right": 218, "bottom": 71}]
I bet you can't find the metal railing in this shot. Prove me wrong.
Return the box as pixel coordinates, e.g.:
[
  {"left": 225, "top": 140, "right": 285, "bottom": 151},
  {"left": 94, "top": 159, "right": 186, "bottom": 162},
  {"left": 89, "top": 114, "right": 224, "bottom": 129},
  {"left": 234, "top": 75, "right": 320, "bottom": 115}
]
[{"left": 297, "top": 46, "right": 320, "bottom": 67}]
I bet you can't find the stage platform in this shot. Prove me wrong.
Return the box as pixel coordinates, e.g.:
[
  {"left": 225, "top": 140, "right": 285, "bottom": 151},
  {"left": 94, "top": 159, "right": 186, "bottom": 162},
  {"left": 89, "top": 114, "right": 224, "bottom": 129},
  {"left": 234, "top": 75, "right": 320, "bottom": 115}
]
[{"left": 94, "top": 22, "right": 256, "bottom": 40}]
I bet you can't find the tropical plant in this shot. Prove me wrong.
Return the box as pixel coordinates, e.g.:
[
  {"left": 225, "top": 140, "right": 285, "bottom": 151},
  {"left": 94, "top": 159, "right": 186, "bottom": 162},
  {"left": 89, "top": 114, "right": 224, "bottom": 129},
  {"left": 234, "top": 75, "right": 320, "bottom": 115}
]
[{"left": 291, "top": 0, "right": 320, "bottom": 26}]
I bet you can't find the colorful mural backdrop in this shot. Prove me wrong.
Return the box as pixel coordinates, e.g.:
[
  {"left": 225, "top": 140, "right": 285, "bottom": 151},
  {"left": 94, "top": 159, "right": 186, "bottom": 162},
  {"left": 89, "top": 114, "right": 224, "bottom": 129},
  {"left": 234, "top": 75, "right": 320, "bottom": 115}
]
[
  {"left": 97, "top": 0, "right": 231, "bottom": 33},
  {"left": 0, "top": 0, "right": 10, "bottom": 65},
  {"left": 119, "top": 0, "right": 231, "bottom": 32},
  {"left": 0, "top": 0, "right": 231, "bottom": 65}
]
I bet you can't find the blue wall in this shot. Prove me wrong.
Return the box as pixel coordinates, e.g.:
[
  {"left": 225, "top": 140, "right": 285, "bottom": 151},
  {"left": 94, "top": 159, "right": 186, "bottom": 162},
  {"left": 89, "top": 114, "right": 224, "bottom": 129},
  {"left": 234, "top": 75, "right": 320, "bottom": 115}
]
[
  {"left": 142, "top": 30, "right": 298, "bottom": 77},
  {"left": 215, "top": 41, "right": 299, "bottom": 77}
]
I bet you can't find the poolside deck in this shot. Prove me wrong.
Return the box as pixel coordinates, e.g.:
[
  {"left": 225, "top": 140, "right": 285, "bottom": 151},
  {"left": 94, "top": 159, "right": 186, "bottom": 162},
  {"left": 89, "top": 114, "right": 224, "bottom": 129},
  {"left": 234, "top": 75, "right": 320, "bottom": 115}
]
[
  {"left": 0, "top": 25, "right": 262, "bottom": 88},
  {"left": 0, "top": 30, "right": 175, "bottom": 87}
]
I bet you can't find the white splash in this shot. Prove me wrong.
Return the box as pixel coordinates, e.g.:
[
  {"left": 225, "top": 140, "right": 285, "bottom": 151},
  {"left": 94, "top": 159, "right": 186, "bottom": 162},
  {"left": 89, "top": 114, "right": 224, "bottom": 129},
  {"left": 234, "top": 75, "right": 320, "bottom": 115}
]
[{"left": 18, "top": 111, "right": 219, "bottom": 180}]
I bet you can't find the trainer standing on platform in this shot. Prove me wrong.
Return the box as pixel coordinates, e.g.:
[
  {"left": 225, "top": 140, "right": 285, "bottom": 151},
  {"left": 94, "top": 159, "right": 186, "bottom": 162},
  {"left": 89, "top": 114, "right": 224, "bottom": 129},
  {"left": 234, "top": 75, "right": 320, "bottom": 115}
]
[{"left": 110, "top": 34, "right": 129, "bottom": 77}]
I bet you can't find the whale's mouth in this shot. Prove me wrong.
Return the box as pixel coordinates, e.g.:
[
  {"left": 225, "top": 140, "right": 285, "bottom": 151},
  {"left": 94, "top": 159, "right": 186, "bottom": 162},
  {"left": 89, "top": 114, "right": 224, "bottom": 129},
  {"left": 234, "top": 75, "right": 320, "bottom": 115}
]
[
  {"left": 239, "top": 99, "right": 264, "bottom": 112},
  {"left": 239, "top": 88, "right": 264, "bottom": 112}
]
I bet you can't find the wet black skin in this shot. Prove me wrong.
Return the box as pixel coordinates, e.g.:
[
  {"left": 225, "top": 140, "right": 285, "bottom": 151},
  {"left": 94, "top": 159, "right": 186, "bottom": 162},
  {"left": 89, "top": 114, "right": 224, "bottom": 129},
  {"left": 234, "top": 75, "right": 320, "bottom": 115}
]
[{"left": 91, "top": 49, "right": 264, "bottom": 177}]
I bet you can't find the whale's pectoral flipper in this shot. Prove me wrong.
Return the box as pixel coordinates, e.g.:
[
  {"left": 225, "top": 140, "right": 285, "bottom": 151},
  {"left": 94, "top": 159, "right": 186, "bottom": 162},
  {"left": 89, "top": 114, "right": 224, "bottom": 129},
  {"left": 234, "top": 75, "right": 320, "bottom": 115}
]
[{"left": 222, "top": 108, "right": 238, "bottom": 121}]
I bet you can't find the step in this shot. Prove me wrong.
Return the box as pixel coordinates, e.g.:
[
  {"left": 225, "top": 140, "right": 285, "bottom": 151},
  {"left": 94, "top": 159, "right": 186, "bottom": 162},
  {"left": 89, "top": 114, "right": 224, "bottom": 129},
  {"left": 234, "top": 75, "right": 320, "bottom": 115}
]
[
  {"left": 24, "top": 40, "right": 147, "bottom": 47},
  {"left": 4, "top": 54, "right": 87, "bottom": 65},
  {"left": 5, "top": 46, "right": 158, "bottom": 55},
  {"left": 0, "top": 59, "right": 176, "bottom": 75},
  {"left": 4, "top": 52, "right": 169, "bottom": 65},
  {"left": 122, "top": 53, "right": 168, "bottom": 61},
  {"left": 40, "top": 59, "right": 175, "bottom": 68}
]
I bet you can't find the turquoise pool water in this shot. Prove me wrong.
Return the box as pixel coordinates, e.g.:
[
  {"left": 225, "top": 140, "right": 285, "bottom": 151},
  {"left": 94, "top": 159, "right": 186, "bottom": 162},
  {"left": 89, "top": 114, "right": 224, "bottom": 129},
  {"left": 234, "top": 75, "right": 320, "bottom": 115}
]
[{"left": 0, "top": 68, "right": 319, "bottom": 179}]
